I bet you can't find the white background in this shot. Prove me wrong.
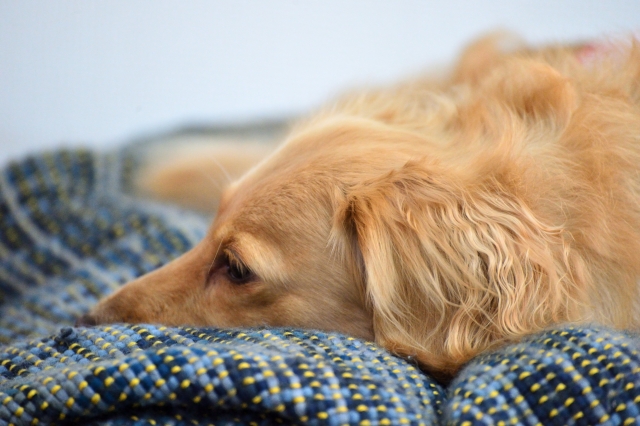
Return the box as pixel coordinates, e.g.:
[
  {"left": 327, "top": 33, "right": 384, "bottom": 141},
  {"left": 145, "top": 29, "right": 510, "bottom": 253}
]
[{"left": 1, "top": 1, "right": 639, "bottom": 165}]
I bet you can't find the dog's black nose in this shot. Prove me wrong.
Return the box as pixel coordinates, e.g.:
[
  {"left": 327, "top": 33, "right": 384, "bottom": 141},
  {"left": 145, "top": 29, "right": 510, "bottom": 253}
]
[{"left": 75, "top": 313, "right": 98, "bottom": 327}]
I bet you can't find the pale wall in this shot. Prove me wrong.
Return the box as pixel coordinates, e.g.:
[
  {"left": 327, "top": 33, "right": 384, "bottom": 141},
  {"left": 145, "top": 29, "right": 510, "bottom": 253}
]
[{"left": 1, "top": 1, "right": 639, "bottom": 164}]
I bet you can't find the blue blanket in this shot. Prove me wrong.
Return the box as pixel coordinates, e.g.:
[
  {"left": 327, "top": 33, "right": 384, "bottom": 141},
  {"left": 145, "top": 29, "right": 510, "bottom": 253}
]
[{"left": 0, "top": 149, "right": 639, "bottom": 425}]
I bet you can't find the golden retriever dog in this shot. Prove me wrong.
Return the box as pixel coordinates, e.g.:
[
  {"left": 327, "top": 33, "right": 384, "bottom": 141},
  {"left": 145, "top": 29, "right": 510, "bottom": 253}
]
[{"left": 78, "top": 35, "right": 640, "bottom": 380}]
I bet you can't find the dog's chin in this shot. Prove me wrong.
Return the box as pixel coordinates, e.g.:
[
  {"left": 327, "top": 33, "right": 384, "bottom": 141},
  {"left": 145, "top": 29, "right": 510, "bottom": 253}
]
[
  {"left": 75, "top": 305, "right": 129, "bottom": 327},
  {"left": 75, "top": 307, "right": 133, "bottom": 327},
  {"left": 75, "top": 312, "right": 99, "bottom": 327}
]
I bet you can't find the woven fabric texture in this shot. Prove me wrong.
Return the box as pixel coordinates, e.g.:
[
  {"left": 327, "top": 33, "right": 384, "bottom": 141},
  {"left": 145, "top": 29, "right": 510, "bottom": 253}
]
[
  {"left": 0, "top": 148, "right": 639, "bottom": 425},
  {"left": 447, "top": 327, "right": 640, "bottom": 425}
]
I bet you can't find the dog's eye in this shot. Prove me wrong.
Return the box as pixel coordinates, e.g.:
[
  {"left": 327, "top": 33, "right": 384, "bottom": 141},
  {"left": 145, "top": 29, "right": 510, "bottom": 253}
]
[
  {"left": 227, "top": 261, "right": 252, "bottom": 283},
  {"left": 223, "top": 250, "right": 253, "bottom": 284}
]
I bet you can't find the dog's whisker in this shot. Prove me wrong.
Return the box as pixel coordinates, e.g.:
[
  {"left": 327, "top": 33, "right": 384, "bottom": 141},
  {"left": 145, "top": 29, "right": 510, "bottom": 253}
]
[
  {"left": 207, "top": 154, "right": 233, "bottom": 185},
  {"left": 207, "top": 240, "right": 224, "bottom": 278},
  {"left": 198, "top": 169, "right": 224, "bottom": 192},
  {"left": 200, "top": 170, "right": 224, "bottom": 211}
]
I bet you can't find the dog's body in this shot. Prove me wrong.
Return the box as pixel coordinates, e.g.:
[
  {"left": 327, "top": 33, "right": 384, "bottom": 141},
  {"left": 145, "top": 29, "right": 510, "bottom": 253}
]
[{"left": 81, "top": 35, "right": 640, "bottom": 380}]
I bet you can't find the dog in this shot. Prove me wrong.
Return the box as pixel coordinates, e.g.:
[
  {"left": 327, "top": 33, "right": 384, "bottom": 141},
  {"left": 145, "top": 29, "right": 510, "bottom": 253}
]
[{"left": 78, "top": 34, "right": 640, "bottom": 381}]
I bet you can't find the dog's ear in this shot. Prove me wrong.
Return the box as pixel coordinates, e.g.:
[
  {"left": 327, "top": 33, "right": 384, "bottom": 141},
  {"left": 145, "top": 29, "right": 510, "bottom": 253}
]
[{"left": 332, "top": 162, "right": 586, "bottom": 380}]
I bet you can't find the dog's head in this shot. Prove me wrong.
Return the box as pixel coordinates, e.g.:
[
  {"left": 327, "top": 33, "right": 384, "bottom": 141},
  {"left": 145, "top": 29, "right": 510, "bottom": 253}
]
[{"left": 81, "top": 54, "right": 591, "bottom": 380}]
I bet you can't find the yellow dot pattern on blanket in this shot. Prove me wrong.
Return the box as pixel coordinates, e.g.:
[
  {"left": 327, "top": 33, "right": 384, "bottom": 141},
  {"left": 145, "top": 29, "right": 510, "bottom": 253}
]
[
  {"left": 446, "top": 327, "right": 640, "bottom": 425},
  {"left": 0, "top": 325, "right": 443, "bottom": 424}
]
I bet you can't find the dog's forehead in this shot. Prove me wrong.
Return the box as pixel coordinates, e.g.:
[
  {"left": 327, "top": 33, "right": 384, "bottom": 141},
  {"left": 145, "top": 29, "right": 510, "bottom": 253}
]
[{"left": 211, "top": 169, "right": 335, "bottom": 249}]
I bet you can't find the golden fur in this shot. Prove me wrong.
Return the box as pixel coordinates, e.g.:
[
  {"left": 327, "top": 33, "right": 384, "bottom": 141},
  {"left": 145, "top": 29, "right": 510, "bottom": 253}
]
[{"left": 80, "top": 35, "right": 640, "bottom": 380}]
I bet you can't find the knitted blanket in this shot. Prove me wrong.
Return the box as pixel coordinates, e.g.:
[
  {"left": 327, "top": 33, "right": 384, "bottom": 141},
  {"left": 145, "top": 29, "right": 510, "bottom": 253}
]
[{"left": 0, "top": 148, "right": 639, "bottom": 425}]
